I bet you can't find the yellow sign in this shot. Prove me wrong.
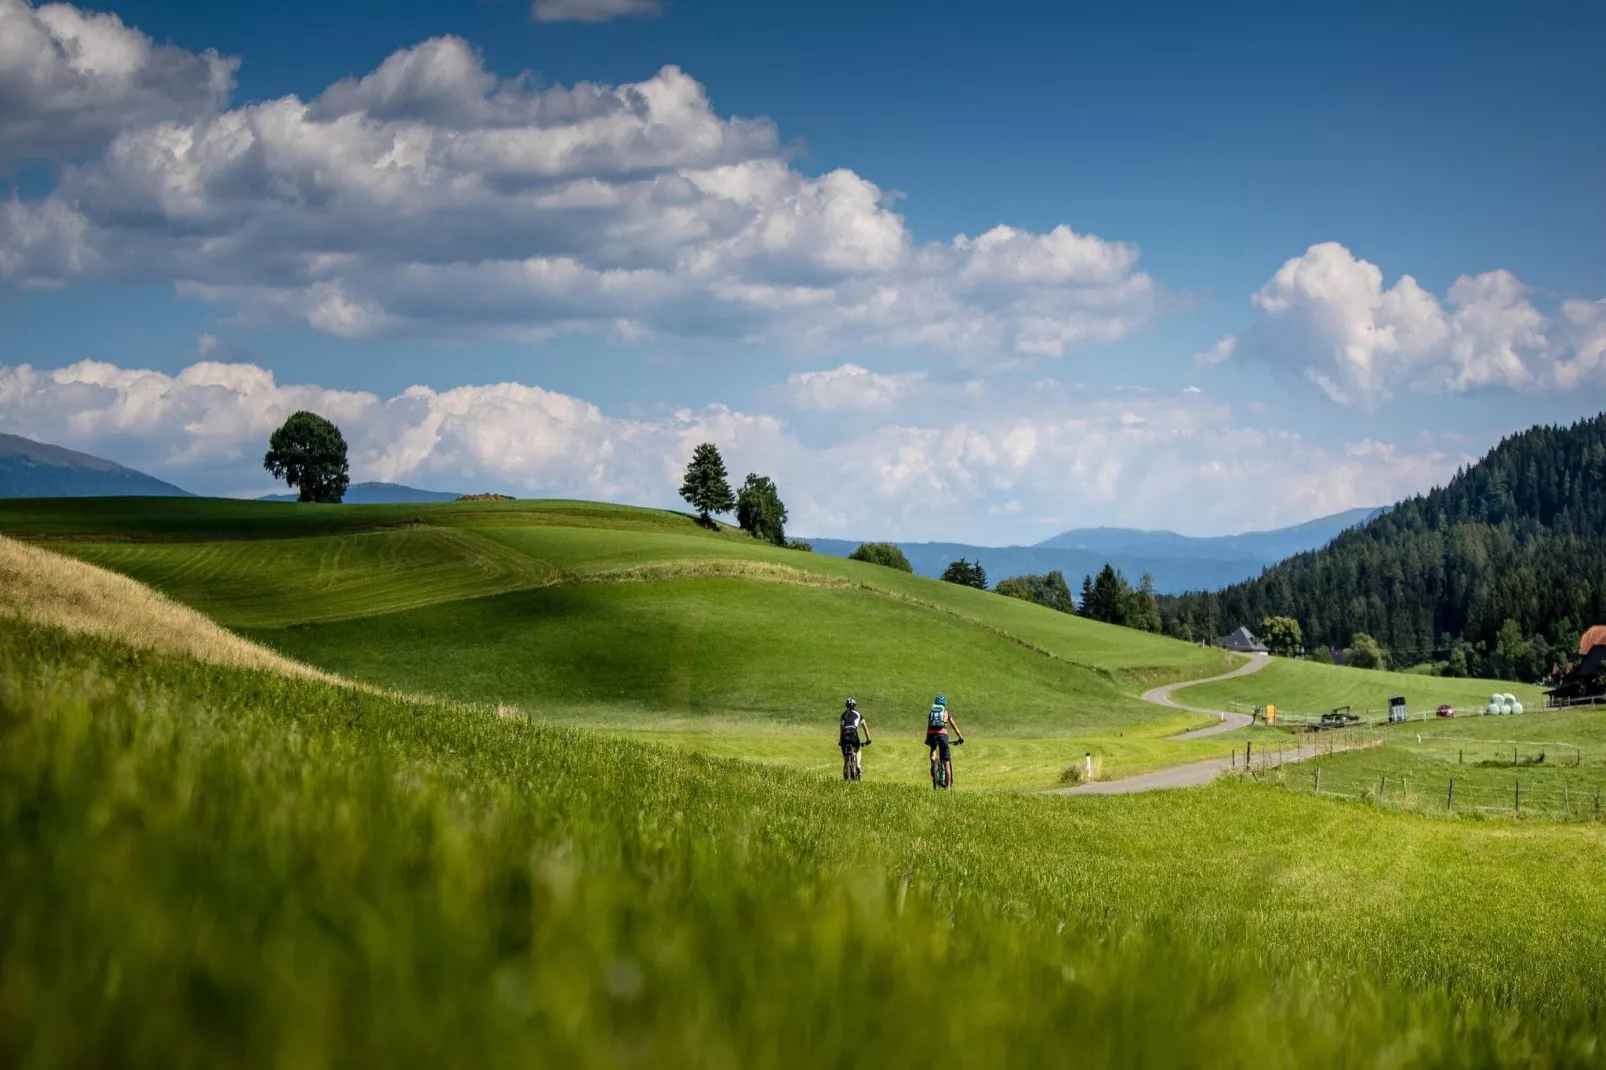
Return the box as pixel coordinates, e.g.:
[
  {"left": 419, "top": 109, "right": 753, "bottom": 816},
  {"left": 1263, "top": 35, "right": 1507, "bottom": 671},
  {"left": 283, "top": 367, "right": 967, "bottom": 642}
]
[{"left": 1265, "top": 704, "right": 1277, "bottom": 725}]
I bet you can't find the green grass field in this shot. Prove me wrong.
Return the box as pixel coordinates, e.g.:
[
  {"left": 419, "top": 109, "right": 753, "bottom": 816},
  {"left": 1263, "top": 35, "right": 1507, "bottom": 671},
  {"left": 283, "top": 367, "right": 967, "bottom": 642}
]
[
  {"left": 1174, "top": 656, "right": 1545, "bottom": 721},
  {"left": 8, "top": 619, "right": 1606, "bottom": 1067},
  {"left": 1240, "top": 704, "right": 1606, "bottom": 818},
  {"left": 2, "top": 497, "right": 1246, "bottom": 785}
]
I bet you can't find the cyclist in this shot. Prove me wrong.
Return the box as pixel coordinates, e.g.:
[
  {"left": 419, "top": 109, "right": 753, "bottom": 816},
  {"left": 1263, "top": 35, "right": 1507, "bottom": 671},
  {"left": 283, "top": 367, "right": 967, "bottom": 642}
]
[
  {"left": 925, "top": 694, "right": 964, "bottom": 790},
  {"left": 839, "top": 698, "right": 872, "bottom": 780}
]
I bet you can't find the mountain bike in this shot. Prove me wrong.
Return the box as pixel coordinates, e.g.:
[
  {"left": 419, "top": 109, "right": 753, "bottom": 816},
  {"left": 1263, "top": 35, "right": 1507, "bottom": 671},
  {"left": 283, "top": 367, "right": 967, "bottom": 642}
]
[{"left": 929, "top": 736, "right": 963, "bottom": 790}]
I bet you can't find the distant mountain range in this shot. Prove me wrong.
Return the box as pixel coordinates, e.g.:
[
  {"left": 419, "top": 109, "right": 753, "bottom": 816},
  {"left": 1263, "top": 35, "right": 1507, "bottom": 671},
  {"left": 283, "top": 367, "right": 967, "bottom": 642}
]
[
  {"left": 257, "top": 482, "right": 461, "bottom": 504},
  {"left": 807, "top": 507, "right": 1385, "bottom": 595},
  {"left": 0, "top": 433, "right": 192, "bottom": 498}
]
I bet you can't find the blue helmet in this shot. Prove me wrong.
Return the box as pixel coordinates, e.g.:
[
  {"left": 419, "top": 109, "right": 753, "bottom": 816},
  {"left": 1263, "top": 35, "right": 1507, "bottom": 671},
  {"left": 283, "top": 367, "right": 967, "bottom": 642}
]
[{"left": 934, "top": 694, "right": 947, "bottom": 706}]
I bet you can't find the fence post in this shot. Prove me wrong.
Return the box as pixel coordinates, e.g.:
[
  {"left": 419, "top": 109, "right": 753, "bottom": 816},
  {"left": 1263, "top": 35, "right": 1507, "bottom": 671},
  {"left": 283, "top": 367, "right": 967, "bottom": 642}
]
[
  {"left": 1314, "top": 767, "right": 1321, "bottom": 794},
  {"left": 1459, "top": 748, "right": 1463, "bottom": 765},
  {"left": 1516, "top": 779, "right": 1521, "bottom": 814},
  {"left": 1448, "top": 778, "right": 1454, "bottom": 811},
  {"left": 1380, "top": 775, "right": 1386, "bottom": 800},
  {"left": 1246, "top": 742, "right": 1252, "bottom": 769}
]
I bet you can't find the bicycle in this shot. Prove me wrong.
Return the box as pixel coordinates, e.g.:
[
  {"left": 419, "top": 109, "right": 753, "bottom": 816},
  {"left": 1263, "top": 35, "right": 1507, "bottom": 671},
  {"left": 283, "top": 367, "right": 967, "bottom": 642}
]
[
  {"left": 929, "top": 736, "right": 964, "bottom": 790},
  {"left": 843, "top": 739, "right": 870, "bottom": 782}
]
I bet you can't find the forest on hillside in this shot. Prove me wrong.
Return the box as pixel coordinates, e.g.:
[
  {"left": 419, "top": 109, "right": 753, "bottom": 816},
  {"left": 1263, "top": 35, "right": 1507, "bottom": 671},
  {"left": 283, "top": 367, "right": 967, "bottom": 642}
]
[{"left": 1158, "top": 414, "right": 1606, "bottom": 680}]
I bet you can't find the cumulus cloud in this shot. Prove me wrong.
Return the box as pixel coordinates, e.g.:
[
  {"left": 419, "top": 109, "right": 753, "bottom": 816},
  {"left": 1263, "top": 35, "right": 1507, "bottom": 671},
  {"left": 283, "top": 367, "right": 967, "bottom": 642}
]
[
  {"left": 1215, "top": 242, "right": 1599, "bottom": 404},
  {"left": 785, "top": 363, "right": 926, "bottom": 411},
  {"left": 1192, "top": 334, "right": 1235, "bottom": 367},
  {"left": 0, "top": 357, "right": 1463, "bottom": 541},
  {"left": 0, "top": 0, "right": 235, "bottom": 171},
  {"left": 0, "top": 19, "right": 1156, "bottom": 360},
  {"left": 531, "top": 0, "right": 663, "bottom": 22}
]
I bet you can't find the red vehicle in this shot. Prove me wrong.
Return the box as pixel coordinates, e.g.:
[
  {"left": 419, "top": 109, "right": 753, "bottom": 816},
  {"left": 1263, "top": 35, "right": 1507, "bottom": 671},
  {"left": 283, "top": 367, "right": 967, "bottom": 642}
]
[{"left": 1436, "top": 704, "right": 1455, "bottom": 718}]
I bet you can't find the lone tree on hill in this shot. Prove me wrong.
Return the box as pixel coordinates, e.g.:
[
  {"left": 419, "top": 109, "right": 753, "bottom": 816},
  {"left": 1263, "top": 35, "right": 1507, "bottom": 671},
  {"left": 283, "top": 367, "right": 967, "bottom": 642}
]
[
  {"left": 736, "top": 473, "right": 788, "bottom": 545},
  {"left": 679, "top": 443, "right": 735, "bottom": 526},
  {"left": 264, "top": 411, "right": 350, "bottom": 503},
  {"left": 941, "top": 558, "right": 988, "bottom": 588},
  {"left": 1260, "top": 615, "right": 1303, "bottom": 658},
  {"left": 848, "top": 542, "right": 913, "bottom": 572}
]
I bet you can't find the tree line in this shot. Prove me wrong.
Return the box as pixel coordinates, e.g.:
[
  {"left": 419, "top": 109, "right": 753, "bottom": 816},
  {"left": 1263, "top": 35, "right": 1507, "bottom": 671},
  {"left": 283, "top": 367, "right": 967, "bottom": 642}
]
[{"left": 1156, "top": 413, "right": 1606, "bottom": 680}]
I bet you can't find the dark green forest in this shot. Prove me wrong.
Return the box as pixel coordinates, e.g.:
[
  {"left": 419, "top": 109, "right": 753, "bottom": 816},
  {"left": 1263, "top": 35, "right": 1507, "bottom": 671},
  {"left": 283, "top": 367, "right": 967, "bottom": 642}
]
[{"left": 1159, "top": 413, "right": 1606, "bottom": 680}]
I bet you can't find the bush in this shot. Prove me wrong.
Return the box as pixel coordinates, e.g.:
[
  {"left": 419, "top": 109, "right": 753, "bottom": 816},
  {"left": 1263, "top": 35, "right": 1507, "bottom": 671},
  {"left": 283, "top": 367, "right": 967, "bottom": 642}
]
[
  {"left": 1347, "top": 633, "right": 1389, "bottom": 671},
  {"left": 786, "top": 539, "right": 813, "bottom": 552},
  {"left": 1260, "top": 616, "right": 1303, "bottom": 658},
  {"left": 996, "top": 571, "right": 1075, "bottom": 614},
  {"left": 940, "top": 558, "right": 987, "bottom": 588},
  {"left": 848, "top": 542, "right": 913, "bottom": 572}
]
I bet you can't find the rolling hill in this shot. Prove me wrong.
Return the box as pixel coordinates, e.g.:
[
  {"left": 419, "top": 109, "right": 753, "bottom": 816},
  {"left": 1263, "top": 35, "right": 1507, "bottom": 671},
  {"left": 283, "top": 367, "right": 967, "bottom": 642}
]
[
  {"left": 808, "top": 507, "right": 1383, "bottom": 594},
  {"left": 257, "top": 480, "right": 461, "bottom": 503},
  {"left": 0, "top": 495, "right": 1540, "bottom": 788},
  {"left": 0, "top": 432, "right": 191, "bottom": 498}
]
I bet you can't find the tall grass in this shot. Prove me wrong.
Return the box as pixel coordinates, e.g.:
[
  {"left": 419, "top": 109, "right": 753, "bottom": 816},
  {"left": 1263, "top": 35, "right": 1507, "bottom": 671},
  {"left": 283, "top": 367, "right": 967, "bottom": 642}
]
[
  {"left": 4, "top": 620, "right": 1606, "bottom": 1067},
  {"left": 0, "top": 535, "right": 334, "bottom": 681}
]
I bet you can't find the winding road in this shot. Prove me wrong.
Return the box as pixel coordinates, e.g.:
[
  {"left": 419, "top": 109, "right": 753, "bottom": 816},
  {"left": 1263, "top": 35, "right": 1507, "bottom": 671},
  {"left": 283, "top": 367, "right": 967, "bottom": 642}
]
[{"left": 1058, "top": 653, "right": 1275, "bottom": 795}]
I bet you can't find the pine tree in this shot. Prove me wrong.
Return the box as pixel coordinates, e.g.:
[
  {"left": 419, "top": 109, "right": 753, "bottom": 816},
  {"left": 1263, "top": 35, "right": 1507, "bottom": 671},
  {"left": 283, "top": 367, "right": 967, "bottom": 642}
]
[{"left": 679, "top": 443, "right": 736, "bottom": 526}]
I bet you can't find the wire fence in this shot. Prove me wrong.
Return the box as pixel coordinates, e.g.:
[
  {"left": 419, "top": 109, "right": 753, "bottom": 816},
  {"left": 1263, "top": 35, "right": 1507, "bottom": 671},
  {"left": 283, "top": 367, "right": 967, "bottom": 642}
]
[
  {"left": 1221, "top": 729, "right": 1386, "bottom": 774},
  {"left": 1233, "top": 743, "right": 1606, "bottom": 821}
]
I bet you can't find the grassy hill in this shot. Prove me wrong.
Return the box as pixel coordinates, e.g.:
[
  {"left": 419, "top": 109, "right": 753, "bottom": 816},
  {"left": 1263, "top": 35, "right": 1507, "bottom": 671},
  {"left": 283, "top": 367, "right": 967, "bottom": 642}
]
[
  {"left": 3, "top": 496, "right": 1555, "bottom": 789},
  {"left": 1, "top": 497, "right": 1244, "bottom": 787}
]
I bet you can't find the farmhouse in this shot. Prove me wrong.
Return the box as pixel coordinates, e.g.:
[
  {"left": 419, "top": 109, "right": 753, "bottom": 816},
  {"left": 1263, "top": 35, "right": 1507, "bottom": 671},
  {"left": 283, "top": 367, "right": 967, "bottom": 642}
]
[
  {"left": 1547, "top": 625, "right": 1606, "bottom": 706},
  {"left": 1214, "top": 626, "right": 1268, "bottom": 654}
]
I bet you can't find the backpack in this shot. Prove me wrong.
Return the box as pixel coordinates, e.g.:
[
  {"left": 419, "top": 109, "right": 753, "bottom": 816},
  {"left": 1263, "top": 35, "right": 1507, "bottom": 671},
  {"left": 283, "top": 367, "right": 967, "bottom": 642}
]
[{"left": 927, "top": 705, "right": 947, "bottom": 730}]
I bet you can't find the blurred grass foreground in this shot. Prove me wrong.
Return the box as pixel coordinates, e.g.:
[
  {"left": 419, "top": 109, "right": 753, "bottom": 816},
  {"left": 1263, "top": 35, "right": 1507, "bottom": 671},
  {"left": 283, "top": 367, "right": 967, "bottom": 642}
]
[{"left": 6, "top": 620, "right": 1606, "bottom": 1067}]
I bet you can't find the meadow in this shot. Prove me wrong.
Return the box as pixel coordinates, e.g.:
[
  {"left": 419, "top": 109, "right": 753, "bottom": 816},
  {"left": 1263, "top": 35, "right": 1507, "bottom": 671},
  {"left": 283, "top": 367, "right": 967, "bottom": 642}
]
[
  {"left": 0, "top": 498, "right": 1246, "bottom": 784},
  {"left": 5, "top": 498, "right": 1606, "bottom": 1063},
  {"left": 7, "top": 619, "right": 1606, "bottom": 1067},
  {"left": 1241, "top": 704, "right": 1606, "bottom": 818},
  {"left": 1174, "top": 655, "right": 1546, "bottom": 721}
]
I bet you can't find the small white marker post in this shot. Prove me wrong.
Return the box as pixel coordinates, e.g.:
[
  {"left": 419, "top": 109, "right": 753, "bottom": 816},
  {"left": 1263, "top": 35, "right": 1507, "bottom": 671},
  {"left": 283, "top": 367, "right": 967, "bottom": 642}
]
[{"left": 1085, "top": 752, "right": 1092, "bottom": 778}]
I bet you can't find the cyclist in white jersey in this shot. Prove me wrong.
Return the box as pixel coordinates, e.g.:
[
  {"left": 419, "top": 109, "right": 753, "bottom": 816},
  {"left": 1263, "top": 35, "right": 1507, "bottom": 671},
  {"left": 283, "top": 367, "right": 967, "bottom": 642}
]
[{"left": 839, "top": 698, "right": 872, "bottom": 780}]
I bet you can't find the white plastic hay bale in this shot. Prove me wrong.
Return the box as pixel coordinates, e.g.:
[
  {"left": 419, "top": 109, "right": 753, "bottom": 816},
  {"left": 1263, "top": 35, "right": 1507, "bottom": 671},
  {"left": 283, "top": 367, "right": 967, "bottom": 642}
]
[
  {"left": 1487, "top": 694, "right": 1504, "bottom": 715},
  {"left": 1511, "top": 700, "right": 1525, "bottom": 715}
]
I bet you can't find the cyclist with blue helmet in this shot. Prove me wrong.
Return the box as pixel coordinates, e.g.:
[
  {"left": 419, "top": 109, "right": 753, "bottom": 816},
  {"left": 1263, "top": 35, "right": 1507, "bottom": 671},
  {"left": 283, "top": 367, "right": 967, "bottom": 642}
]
[{"left": 924, "top": 694, "right": 964, "bottom": 790}]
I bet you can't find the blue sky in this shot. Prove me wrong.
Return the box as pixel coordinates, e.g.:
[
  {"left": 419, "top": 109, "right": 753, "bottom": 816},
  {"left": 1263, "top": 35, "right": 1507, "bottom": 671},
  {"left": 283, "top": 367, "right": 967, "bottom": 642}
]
[{"left": 3, "top": 0, "right": 1604, "bottom": 541}]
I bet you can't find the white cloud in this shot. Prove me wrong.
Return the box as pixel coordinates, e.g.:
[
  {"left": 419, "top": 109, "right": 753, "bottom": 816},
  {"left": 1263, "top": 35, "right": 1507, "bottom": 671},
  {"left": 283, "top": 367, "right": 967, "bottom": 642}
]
[
  {"left": 1192, "top": 334, "right": 1235, "bottom": 367},
  {"left": 1219, "top": 242, "right": 1599, "bottom": 404},
  {"left": 0, "top": 20, "right": 1157, "bottom": 361},
  {"left": 0, "top": 357, "right": 1465, "bottom": 542},
  {"left": 786, "top": 363, "right": 926, "bottom": 411},
  {"left": 0, "top": 0, "right": 235, "bottom": 171},
  {"left": 1547, "top": 298, "right": 1606, "bottom": 391},
  {"left": 531, "top": 0, "right": 662, "bottom": 23}
]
